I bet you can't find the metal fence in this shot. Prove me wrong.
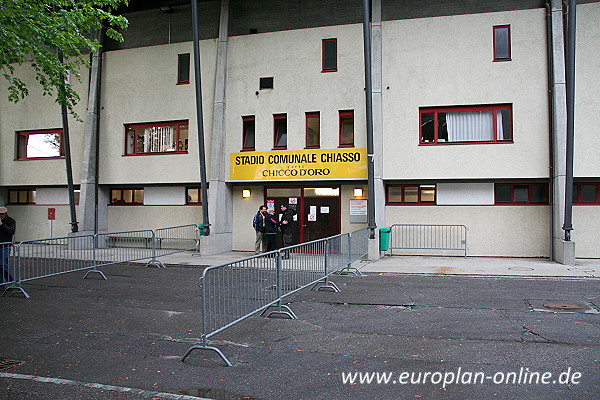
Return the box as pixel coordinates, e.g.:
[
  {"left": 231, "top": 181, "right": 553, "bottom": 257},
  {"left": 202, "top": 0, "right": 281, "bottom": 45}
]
[
  {"left": 389, "top": 224, "right": 468, "bottom": 257},
  {"left": 181, "top": 228, "right": 370, "bottom": 366},
  {"left": 1, "top": 225, "right": 201, "bottom": 298}
]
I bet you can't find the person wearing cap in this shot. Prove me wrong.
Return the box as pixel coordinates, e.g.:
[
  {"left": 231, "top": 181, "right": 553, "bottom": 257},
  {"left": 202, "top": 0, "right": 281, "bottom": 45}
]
[
  {"left": 279, "top": 204, "right": 296, "bottom": 259},
  {"left": 0, "top": 206, "right": 16, "bottom": 283}
]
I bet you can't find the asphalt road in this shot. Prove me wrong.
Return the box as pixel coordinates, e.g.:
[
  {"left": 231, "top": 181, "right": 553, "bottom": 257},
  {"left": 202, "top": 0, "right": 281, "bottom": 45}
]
[{"left": 1, "top": 262, "right": 598, "bottom": 399}]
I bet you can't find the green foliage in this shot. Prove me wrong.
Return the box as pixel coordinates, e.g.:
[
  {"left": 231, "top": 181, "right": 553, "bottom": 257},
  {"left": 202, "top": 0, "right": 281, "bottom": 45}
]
[{"left": 0, "top": 0, "right": 129, "bottom": 119}]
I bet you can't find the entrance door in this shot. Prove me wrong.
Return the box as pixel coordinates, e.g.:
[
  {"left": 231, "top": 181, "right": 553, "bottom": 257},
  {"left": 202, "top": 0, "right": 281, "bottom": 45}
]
[
  {"left": 303, "top": 196, "right": 340, "bottom": 242},
  {"left": 265, "top": 187, "right": 340, "bottom": 246}
]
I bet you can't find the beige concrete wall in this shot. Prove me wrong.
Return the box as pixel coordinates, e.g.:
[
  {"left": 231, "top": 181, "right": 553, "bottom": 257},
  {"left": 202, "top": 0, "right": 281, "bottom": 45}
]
[
  {"left": 106, "top": 205, "right": 201, "bottom": 232},
  {"left": 572, "top": 206, "right": 600, "bottom": 258},
  {"left": 225, "top": 24, "right": 366, "bottom": 156},
  {"left": 385, "top": 205, "right": 550, "bottom": 257},
  {"left": 99, "top": 41, "right": 217, "bottom": 185},
  {"left": 3, "top": 205, "right": 76, "bottom": 242},
  {"left": 381, "top": 9, "right": 549, "bottom": 180},
  {"left": 574, "top": 3, "right": 600, "bottom": 177},
  {"left": 0, "top": 62, "right": 89, "bottom": 186},
  {"left": 232, "top": 185, "right": 266, "bottom": 251}
]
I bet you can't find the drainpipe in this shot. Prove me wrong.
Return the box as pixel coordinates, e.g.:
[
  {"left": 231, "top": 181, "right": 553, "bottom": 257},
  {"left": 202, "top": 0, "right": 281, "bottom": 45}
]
[
  {"left": 57, "top": 51, "right": 79, "bottom": 233},
  {"left": 362, "top": 0, "right": 376, "bottom": 239},
  {"left": 562, "top": 0, "right": 576, "bottom": 241},
  {"left": 545, "top": 2, "right": 554, "bottom": 259},
  {"left": 191, "top": 0, "right": 210, "bottom": 235}
]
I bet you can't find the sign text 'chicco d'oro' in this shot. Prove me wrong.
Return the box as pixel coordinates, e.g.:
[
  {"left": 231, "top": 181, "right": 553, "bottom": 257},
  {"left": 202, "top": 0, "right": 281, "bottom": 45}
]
[{"left": 230, "top": 148, "right": 367, "bottom": 180}]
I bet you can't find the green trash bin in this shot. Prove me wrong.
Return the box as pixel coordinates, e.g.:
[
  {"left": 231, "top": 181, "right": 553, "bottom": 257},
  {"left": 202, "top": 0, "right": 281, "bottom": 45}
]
[
  {"left": 197, "top": 224, "right": 205, "bottom": 236},
  {"left": 379, "top": 227, "right": 391, "bottom": 251}
]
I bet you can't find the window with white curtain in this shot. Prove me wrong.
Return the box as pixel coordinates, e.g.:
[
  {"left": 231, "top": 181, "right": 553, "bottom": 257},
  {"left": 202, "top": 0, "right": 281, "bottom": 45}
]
[
  {"left": 420, "top": 105, "right": 512, "bottom": 144},
  {"left": 125, "top": 121, "right": 189, "bottom": 155}
]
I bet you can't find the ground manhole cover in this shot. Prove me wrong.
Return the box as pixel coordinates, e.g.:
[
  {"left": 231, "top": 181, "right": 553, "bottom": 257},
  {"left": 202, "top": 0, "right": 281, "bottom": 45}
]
[
  {"left": 526, "top": 300, "right": 599, "bottom": 314},
  {"left": 0, "top": 358, "right": 24, "bottom": 371},
  {"left": 544, "top": 302, "right": 584, "bottom": 311}
]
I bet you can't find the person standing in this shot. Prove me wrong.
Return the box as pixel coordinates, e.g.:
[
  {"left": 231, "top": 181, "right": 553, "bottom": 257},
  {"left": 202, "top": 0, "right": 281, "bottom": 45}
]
[
  {"left": 279, "top": 204, "right": 296, "bottom": 259},
  {"left": 264, "top": 208, "right": 280, "bottom": 254},
  {"left": 252, "top": 205, "right": 268, "bottom": 254},
  {"left": 0, "top": 206, "right": 16, "bottom": 284}
]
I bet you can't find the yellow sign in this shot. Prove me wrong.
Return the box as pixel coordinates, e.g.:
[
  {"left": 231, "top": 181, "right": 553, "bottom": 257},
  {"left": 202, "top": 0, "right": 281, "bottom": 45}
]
[{"left": 230, "top": 148, "right": 367, "bottom": 181}]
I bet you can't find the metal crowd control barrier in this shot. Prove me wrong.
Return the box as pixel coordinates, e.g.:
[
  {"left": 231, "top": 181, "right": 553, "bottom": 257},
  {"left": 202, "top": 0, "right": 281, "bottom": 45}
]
[
  {"left": 154, "top": 224, "right": 200, "bottom": 258},
  {"left": 1, "top": 225, "right": 202, "bottom": 298},
  {"left": 389, "top": 224, "right": 468, "bottom": 257},
  {"left": 181, "top": 228, "right": 370, "bottom": 366}
]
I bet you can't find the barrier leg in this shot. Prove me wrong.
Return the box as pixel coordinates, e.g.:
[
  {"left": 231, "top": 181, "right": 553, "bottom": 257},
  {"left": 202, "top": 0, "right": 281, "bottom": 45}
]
[
  {"left": 1, "top": 284, "right": 29, "bottom": 299},
  {"left": 83, "top": 268, "right": 107, "bottom": 280},
  {"left": 261, "top": 300, "right": 297, "bottom": 319},
  {"left": 181, "top": 344, "right": 232, "bottom": 367},
  {"left": 311, "top": 276, "right": 340, "bottom": 292}
]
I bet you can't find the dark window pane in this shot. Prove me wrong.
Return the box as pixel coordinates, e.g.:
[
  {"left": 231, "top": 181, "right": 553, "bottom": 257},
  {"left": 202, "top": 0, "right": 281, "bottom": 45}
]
[
  {"left": 438, "top": 113, "right": 448, "bottom": 142},
  {"left": 404, "top": 187, "right": 418, "bottom": 202},
  {"left": 388, "top": 187, "right": 402, "bottom": 202},
  {"left": 572, "top": 185, "right": 579, "bottom": 203},
  {"left": 275, "top": 118, "right": 287, "bottom": 147},
  {"left": 243, "top": 119, "right": 255, "bottom": 149},
  {"left": 259, "top": 77, "right": 273, "bottom": 89},
  {"left": 581, "top": 184, "right": 597, "bottom": 202},
  {"left": 421, "top": 113, "right": 434, "bottom": 142},
  {"left": 178, "top": 54, "right": 190, "bottom": 84},
  {"left": 496, "top": 185, "right": 511, "bottom": 202},
  {"left": 306, "top": 114, "right": 320, "bottom": 147},
  {"left": 531, "top": 185, "right": 547, "bottom": 203},
  {"left": 499, "top": 109, "right": 512, "bottom": 140},
  {"left": 340, "top": 113, "right": 354, "bottom": 145},
  {"left": 514, "top": 185, "right": 529, "bottom": 203},
  {"left": 323, "top": 39, "right": 337, "bottom": 71},
  {"left": 494, "top": 26, "right": 510, "bottom": 59}
]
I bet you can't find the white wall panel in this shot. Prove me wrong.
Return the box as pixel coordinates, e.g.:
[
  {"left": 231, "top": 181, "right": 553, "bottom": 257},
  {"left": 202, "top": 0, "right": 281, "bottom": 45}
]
[
  {"left": 436, "top": 183, "right": 494, "bottom": 205},
  {"left": 143, "top": 186, "right": 186, "bottom": 205}
]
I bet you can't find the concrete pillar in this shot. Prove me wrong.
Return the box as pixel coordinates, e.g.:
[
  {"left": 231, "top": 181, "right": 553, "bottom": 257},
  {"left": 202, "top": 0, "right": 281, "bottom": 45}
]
[
  {"left": 548, "top": 0, "right": 575, "bottom": 265},
  {"left": 79, "top": 45, "right": 104, "bottom": 234},
  {"left": 368, "top": 0, "right": 385, "bottom": 260},
  {"left": 204, "top": 0, "right": 233, "bottom": 254}
]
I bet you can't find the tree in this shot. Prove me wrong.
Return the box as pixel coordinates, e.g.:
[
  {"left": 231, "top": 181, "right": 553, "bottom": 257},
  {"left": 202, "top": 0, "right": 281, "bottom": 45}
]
[{"left": 0, "top": 0, "right": 129, "bottom": 118}]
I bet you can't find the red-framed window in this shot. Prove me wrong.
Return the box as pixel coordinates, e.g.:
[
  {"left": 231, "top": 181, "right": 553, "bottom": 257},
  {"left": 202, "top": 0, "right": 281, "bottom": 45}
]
[
  {"left": 125, "top": 121, "right": 188, "bottom": 155},
  {"left": 339, "top": 110, "right": 354, "bottom": 147},
  {"left": 16, "top": 129, "right": 64, "bottom": 160},
  {"left": 494, "top": 183, "right": 548, "bottom": 205},
  {"left": 573, "top": 182, "right": 600, "bottom": 204},
  {"left": 242, "top": 116, "right": 255, "bottom": 151},
  {"left": 110, "top": 188, "right": 144, "bottom": 205},
  {"left": 8, "top": 189, "right": 36, "bottom": 204},
  {"left": 386, "top": 184, "right": 436, "bottom": 205},
  {"left": 306, "top": 112, "right": 320, "bottom": 148},
  {"left": 493, "top": 25, "right": 511, "bottom": 61},
  {"left": 186, "top": 187, "right": 203, "bottom": 205},
  {"left": 420, "top": 104, "right": 512, "bottom": 145},
  {"left": 273, "top": 114, "right": 287, "bottom": 150},
  {"left": 322, "top": 38, "right": 337, "bottom": 72},
  {"left": 177, "top": 53, "right": 190, "bottom": 84}
]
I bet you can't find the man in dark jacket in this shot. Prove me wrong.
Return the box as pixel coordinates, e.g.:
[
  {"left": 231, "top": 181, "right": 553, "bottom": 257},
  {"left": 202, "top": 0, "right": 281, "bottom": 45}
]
[
  {"left": 252, "top": 205, "right": 267, "bottom": 254},
  {"left": 279, "top": 204, "right": 296, "bottom": 259},
  {"left": 0, "top": 206, "right": 16, "bottom": 283}
]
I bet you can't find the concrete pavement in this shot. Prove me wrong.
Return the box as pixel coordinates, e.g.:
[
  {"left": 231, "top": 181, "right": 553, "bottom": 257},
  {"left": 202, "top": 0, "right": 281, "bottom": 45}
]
[
  {"left": 154, "top": 250, "right": 600, "bottom": 278},
  {"left": 1, "top": 252, "right": 599, "bottom": 399}
]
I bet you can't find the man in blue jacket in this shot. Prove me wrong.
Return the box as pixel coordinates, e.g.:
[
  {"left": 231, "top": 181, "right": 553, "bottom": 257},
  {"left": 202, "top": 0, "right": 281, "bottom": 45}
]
[
  {"left": 252, "top": 205, "right": 268, "bottom": 254},
  {"left": 0, "top": 206, "right": 16, "bottom": 284}
]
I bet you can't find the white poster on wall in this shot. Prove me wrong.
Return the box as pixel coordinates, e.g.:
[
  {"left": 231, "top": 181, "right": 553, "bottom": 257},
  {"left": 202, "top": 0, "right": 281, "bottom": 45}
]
[
  {"left": 349, "top": 199, "right": 368, "bottom": 223},
  {"left": 321, "top": 206, "right": 329, "bottom": 214}
]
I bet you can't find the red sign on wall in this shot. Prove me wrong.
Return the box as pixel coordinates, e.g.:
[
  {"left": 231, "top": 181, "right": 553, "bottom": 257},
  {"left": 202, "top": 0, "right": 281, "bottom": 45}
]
[{"left": 47, "top": 208, "right": 56, "bottom": 220}]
